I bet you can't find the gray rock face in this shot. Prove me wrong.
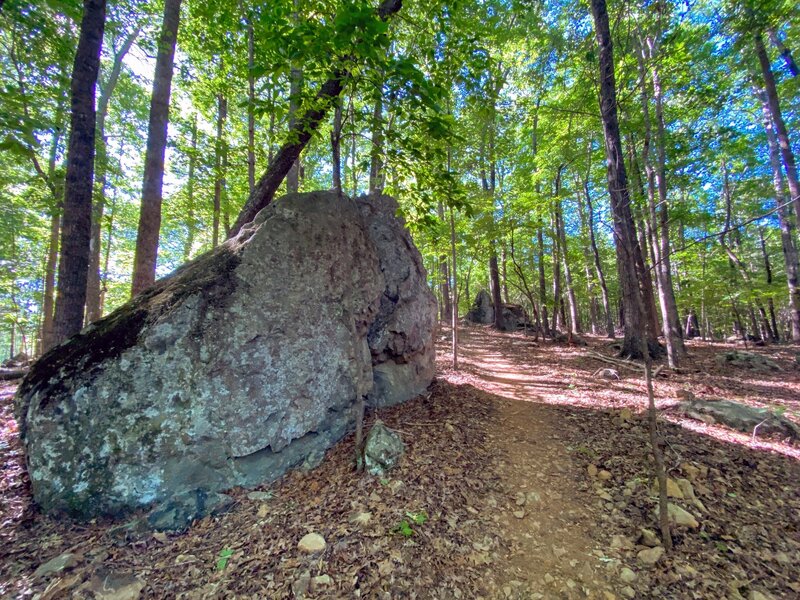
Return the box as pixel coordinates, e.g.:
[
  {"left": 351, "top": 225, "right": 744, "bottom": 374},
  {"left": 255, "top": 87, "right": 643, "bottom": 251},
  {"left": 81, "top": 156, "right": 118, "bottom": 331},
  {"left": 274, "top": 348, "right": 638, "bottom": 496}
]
[
  {"left": 466, "top": 290, "right": 494, "bottom": 324},
  {"left": 466, "top": 290, "right": 531, "bottom": 331},
  {"left": 357, "top": 195, "right": 437, "bottom": 408},
  {"left": 678, "top": 399, "right": 799, "bottom": 440},
  {"left": 16, "top": 192, "right": 436, "bottom": 518},
  {"left": 363, "top": 420, "right": 404, "bottom": 477}
]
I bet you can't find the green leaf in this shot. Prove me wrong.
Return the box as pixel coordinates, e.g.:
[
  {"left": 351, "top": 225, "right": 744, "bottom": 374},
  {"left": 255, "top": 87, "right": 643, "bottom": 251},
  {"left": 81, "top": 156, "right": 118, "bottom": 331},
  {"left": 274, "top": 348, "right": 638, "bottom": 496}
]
[{"left": 215, "top": 547, "right": 234, "bottom": 571}]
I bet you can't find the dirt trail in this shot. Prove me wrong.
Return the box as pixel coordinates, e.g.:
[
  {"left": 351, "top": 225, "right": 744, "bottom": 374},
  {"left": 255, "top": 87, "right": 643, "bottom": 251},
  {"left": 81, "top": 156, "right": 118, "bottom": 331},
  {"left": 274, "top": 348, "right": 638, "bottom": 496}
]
[{"left": 446, "top": 326, "right": 618, "bottom": 599}]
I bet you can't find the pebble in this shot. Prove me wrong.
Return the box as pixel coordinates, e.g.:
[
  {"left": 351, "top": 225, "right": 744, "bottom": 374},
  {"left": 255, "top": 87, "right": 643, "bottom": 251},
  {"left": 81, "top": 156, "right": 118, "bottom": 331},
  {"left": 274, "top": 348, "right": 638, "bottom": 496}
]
[
  {"left": 637, "top": 546, "right": 664, "bottom": 566},
  {"left": 620, "top": 567, "right": 637, "bottom": 583},
  {"left": 298, "top": 533, "right": 326, "bottom": 553}
]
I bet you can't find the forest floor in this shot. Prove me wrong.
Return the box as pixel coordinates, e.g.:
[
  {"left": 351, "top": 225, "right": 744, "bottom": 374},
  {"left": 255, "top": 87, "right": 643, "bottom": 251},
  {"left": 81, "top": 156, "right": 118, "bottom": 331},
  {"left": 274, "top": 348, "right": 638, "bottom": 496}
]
[{"left": 1, "top": 324, "right": 799, "bottom": 599}]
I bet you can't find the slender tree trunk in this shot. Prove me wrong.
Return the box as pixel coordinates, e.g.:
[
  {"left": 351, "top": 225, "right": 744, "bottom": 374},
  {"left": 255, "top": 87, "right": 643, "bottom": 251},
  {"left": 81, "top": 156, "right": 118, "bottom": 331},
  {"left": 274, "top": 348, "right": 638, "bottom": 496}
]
[
  {"left": 368, "top": 83, "right": 384, "bottom": 195},
  {"left": 212, "top": 92, "right": 227, "bottom": 247},
  {"left": 556, "top": 200, "right": 580, "bottom": 334},
  {"left": 286, "top": 64, "right": 303, "bottom": 193},
  {"left": 41, "top": 212, "right": 61, "bottom": 352},
  {"left": 246, "top": 11, "right": 256, "bottom": 193},
  {"left": 52, "top": 0, "right": 106, "bottom": 346},
  {"left": 758, "top": 228, "right": 779, "bottom": 342},
  {"left": 437, "top": 201, "right": 452, "bottom": 321},
  {"left": 501, "top": 247, "right": 509, "bottom": 304},
  {"left": 350, "top": 97, "right": 358, "bottom": 197},
  {"left": 131, "top": 0, "right": 181, "bottom": 296},
  {"left": 489, "top": 247, "right": 505, "bottom": 330},
  {"left": 551, "top": 212, "right": 562, "bottom": 334},
  {"left": 645, "top": 35, "right": 686, "bottom": 364},
  {"left": 757, "top": 86, "right": 800, "bottom": 341},
  {"left": 184, "top": 116, "right": 197, "bottom": 261},
  {"left": 86, "top": 26, "right": 139, "bottom": 324},
  {"left": 755, "top": 31, "right": 800, "bottom": 223},
  {"left": 331, "top": 97, "right": 343, "bottom": 192},
  {"left": 590, "top": 0, "right": 658, "bottom": 359},
  {"left": 538, "top": 227, "right": 551, "bottom": 337},
  {"left": 584, "top": 183, "right": 614, "bottom": 337},
  {"left": 450, "top": 205, "right": 459, "bottom": 370}
]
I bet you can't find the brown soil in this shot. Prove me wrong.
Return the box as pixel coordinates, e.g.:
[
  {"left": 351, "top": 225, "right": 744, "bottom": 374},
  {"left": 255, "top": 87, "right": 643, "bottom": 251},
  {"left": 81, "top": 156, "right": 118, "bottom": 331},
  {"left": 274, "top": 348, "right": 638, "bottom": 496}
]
[{"left": 1, "top": 324, "right": 799, "bottom": 599}]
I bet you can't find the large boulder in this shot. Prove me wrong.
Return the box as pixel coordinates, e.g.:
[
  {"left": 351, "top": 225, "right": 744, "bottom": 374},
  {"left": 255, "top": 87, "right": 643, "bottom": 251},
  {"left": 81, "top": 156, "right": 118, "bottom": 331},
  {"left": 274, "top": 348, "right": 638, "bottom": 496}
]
[
  {"left": 465, "top": 290, "right": 531, "bottom": 331},
  {"left": 358, "top": 195, "right": 437, "bottom": 408},
  {"left": 466, "top": 290, "right": 494, "bottom": 324},
  {"left": 16, "top": 191, "right": 436, "bottom": 518}
]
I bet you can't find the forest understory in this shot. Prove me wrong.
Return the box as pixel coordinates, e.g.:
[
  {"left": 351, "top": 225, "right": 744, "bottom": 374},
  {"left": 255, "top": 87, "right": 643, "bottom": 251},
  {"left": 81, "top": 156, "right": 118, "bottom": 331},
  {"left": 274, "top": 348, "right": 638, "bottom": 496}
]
[{"left": 1, "top": 324, "right": 798, "bottom": 599}]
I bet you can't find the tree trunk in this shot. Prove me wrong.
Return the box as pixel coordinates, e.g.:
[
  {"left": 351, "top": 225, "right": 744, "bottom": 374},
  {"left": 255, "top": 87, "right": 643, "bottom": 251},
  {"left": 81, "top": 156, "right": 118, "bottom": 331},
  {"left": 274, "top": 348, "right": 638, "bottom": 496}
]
[
  {"left": 52, "top": 0, "right": 106, "bottom": 346},
  {"left": 590, "top": 0, "right": 658, "bottom": 359},
  {"left": 212, "top": 92, "right": 227, "bottom": 248},
  {"left": 758, "top": 227, "right": 779, "bottom": 342},
  {"left": 184, "top": 116, "right": 197, "bottom": 260},
  {"left": 331, "top": 96, "right": 343, "bottom": 192},
  {"left": 437, "top": 201, "right": 452, "bottom": 321},
  {"left": 246, "top": 12, "right": 256, "bottom": 193},
  {"left": 537, "top": 227, "right": 551, "bottom": 337},
  {"left": 489, "top": 247, "right": 505, "bottom": 330},
  {"left": 584, "top": 182, "right": 614, "bottom": 337},
  {"left": 756, "top": 86, "right": 800, "bottom": 341},
  {"left": 368, "top": 84, "right": 384, "bottom": 194},
  {"left": 641, "top": 35, "right": 686, "bottom": 365},
  {"left": 131, "top": 0, "right": 181, "bottom": 296},
  {"left": 41, "top": 212, "right": 61, "bottom": 352},
  {"left": 286, "top": 64, "right": 303, "bottom": 193},
  {"left": 86, "top": 26, "right": 139, "bottom": 324},
  {"left": 755, "top": 31, "right": 800, "bottom": 223},
  {"left": 551, "top": 212, "right": 562, "bottom": 335},
  {"left": 450, "top": 205, "right": 459, "bottom": 370},
  {"left": 556, "top": 200, "right": 580, "bottom": 334}
]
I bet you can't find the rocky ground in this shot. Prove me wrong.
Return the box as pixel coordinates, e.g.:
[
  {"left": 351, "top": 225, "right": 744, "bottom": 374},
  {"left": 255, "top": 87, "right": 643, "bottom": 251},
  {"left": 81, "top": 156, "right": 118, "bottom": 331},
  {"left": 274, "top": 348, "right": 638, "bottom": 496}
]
[{"left": 1, "top": 324, "right": 799, "bottom": 599}]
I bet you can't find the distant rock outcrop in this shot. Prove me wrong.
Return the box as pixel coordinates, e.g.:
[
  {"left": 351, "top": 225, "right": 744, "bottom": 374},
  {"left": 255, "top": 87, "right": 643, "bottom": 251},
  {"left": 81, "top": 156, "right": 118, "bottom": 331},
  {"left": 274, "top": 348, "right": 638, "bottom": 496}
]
[
  {"left": 16, "top": 191, "right": 436, "bottom": 519},
  {"left": 465, "top": 290, "right": 531, "bottom": 331}
]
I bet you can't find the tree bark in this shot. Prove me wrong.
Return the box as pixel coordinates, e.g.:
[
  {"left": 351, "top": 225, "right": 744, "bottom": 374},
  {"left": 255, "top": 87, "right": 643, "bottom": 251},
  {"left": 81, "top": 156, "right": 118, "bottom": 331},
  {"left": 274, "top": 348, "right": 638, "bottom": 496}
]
[
  {"left": 52, "top": 0, "right": 106, "bottom": 346},
  {"left": 212, "top": 92, "right": 227, "bottom": 248},
  {"left": 537, "top": 227, "right": 551, "bottom": 337},
  {"left": 368, "top": 83, "right": 385, "bottom": 194},
  {"left": 286, "top": 64, "right": 303, "bottom": 193},
  {"left": 755, "top": 31, "right": 800, "bottom": 224},
  {"left": 331, "top": 96, "right": 343, "bottom": 192},
  {"left": 86, "top": 26, "right": 139, "bottom": 324},
  {"left": 184, "top": 116, "right": 197, "bottom": 260},
  {"left": 131, "top": 0, "right": 181, "bottom": 296},
  {"left": 590, "top": 0, "right": 658, "bottom": 359},
  {"left": 489, "top": 247, "right": 505, "bottom": 330},
  {"left": 437, "top": 201, "right": 452, "bottom": 321},
  {"left": 757, "top": 87, "right": 800, "bottom": 341},
  {"left": 450, "top": 205, "right": 459, "bottom": 370},
  {"left": 641, "top": 35, "right": 686, "bottom": 365},
  {"left": 583, "top": 181, "right": 614, "bottom": 337},
  {"left": 556, "top": 198, "right": 580, "bottom": 334},
  {"left": 246, "top": 11, "right": 256, "bottom": 193}
]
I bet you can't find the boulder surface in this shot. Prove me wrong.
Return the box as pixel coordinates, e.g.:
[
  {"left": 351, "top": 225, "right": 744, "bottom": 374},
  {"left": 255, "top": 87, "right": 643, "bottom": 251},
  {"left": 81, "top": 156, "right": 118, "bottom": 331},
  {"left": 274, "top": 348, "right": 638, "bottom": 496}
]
[{"left": 16, "top": 191, "right": 436, "bottom": 518}]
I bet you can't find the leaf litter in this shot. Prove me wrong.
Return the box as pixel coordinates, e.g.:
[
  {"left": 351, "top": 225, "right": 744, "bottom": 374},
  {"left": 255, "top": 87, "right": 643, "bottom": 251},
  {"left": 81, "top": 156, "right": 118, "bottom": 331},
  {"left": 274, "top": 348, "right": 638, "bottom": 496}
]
[{"left": 0, "top": 324, "right": 798, "bottom": 598}]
